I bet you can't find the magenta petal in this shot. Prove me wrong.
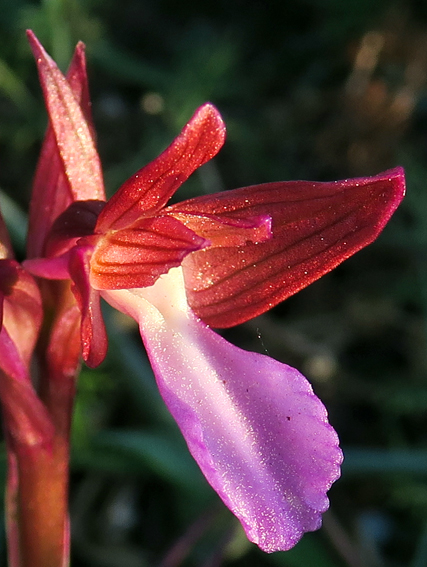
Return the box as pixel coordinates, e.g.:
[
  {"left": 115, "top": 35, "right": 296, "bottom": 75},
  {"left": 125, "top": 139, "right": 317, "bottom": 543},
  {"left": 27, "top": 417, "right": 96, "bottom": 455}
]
[{"left": 102, "top": 269, "right": 342, "bottom": 552}]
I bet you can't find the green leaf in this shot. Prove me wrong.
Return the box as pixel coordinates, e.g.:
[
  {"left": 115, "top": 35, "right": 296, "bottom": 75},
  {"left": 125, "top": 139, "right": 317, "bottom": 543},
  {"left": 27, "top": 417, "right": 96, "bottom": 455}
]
[{"left": 93, "top": 429, "right": 208, "bottom": 493}]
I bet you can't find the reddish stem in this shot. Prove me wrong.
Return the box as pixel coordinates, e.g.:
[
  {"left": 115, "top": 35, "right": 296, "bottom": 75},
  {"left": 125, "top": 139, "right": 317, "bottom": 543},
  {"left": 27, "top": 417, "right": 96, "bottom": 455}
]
[
  {"left": 13, "top": 438, "right": 69, "bottom": 567},
  {"left": 5, "top": 282, "right": 81, "bottom": 567}
]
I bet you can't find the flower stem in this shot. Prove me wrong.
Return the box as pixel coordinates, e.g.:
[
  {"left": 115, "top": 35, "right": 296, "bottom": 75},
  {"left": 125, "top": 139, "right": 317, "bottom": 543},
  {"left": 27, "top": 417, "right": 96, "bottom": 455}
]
[{"left": 7, "top": 436, "right": 70, "bottom": 567}]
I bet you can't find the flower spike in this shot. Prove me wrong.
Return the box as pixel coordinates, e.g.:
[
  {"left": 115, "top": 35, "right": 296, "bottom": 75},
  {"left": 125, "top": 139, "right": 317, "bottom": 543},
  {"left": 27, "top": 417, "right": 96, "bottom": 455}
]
[{"left": 23, "top": 31, "right": 406, "bottom": 559}]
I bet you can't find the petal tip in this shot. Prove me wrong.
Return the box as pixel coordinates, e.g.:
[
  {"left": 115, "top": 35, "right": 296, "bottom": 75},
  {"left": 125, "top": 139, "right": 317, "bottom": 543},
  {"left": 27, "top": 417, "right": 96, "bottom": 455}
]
[{"left": 190, "top": 102, "right": 226, "bottom": 150}]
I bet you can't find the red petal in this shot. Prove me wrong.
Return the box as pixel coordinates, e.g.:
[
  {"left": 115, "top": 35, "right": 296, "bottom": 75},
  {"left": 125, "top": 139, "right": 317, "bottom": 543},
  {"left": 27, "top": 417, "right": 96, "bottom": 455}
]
[
  {"left": 164, "top": 210, "right": 272, "bottom": 247},
  {"left": 178, "top": 167, "right": 406, "bottom": 327},
  {"left": 90, "top": 215, "right": 208, "bottom": 290},
  {"left": 68, "top": 245, "right": 107, "bottom": 368},
  {"left": 96, "top": 103, "right": 225, "bottom": 232},
  {"left": 27, "top": 32, "right": 104, "bottom": 216}
]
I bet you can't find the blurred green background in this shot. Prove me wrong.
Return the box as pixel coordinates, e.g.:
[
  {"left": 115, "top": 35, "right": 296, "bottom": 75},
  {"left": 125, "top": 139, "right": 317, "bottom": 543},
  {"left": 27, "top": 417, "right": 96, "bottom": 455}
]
[{"left": 0, "top": 0, "right": 426, "bottom": 565}]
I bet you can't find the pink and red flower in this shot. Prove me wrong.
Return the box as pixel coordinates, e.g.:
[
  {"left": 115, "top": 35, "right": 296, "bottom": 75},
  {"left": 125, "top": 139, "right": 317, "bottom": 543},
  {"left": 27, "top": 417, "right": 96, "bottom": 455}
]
[{"left": 19, "top": 30, "right": 405, "bottom": 553}]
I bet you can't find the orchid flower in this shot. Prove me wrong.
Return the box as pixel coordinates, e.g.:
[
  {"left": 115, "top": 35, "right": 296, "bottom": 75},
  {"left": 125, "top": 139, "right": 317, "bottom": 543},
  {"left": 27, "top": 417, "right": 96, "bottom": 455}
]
[{"left": 23, "top": 31, "right": 405, "bottom": 555}]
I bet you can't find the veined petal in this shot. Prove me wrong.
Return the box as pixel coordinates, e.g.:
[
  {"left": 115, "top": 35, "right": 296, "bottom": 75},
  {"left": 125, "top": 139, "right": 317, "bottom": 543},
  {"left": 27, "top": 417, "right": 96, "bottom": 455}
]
[
  {"left": 165, "top": 210, "right": 272, "bottom": 247},
  {"left": 68, "top": 245, "right": 107, "bottom": 368},
  {"left": 27, "top": 31, "right": 105, "bottom": 207},
  {"left": 102, "top": 268, "right": 342, "bottom": 552},
  {"left": 96, "top": 103, "right": 226, "bottom": 232},
  {"left": 90, "top": 215, "right": 208, "bottom": 290},
  {"left": 27, "top": 38, "right": 103, "bottom": 258},
  {"left": 176, "top": 167, "right": 406, "bottom": 327}
]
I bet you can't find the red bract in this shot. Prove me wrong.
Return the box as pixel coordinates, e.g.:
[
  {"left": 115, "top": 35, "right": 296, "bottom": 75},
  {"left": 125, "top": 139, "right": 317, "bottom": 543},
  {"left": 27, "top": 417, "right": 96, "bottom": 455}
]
[{"left": 27, "top": 36, "right": 104, "bottom": 260}]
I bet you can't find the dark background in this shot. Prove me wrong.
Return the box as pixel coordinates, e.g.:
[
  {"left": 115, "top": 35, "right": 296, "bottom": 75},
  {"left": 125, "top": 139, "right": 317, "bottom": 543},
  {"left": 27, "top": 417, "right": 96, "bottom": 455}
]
[{"left": 0, "top": 1, "right": 425, "bottom": 566}]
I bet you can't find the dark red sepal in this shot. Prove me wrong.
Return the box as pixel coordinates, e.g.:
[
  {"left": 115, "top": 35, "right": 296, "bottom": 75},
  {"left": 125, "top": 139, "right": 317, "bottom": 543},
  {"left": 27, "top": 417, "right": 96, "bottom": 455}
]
[{"left": 177, "top": 167, "right": 406, "bottom": 327}]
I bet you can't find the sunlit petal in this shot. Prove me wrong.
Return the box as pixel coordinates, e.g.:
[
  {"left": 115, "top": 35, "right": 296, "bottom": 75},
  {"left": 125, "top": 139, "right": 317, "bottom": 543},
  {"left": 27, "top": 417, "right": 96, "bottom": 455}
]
[
  {"left": 176, "top": 167, "right": 406, "bottom": 326},
  {"left": 27, "top": 31, "right": 105, "bottom": 207},
  {"left": 91, "top": 215, "right": 208, "bottom": 290},
  {"left": 102, "top": 268, "right": 342, "bottom": 552},
  {"left": 96, "top": 103, "right": 225, "bottom": 232}
]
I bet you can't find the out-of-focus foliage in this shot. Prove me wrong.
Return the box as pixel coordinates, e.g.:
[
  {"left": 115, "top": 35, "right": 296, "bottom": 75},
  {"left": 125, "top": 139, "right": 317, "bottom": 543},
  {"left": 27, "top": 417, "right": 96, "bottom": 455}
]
[{"left": 1, "top": 0, "right": 427, "bottom": 565}]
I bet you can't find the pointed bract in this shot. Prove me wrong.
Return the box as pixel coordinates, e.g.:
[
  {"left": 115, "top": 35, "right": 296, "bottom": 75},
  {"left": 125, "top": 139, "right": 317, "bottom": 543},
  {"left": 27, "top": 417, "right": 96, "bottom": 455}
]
[
  {"left": 27, "top": 31, "right": 104, "bottom": 209},
  {"left": 27, "top": 39, "right": 100, "bottom": 258}
]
